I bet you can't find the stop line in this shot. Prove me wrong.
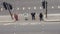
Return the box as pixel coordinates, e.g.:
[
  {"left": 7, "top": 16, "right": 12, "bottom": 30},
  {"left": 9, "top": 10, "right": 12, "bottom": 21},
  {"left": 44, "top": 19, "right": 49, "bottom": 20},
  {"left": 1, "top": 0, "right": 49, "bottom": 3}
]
[
  {"left": 0, "top": 21, "right": 60, "bottom": 26},
  {"left": 0, "top": 22, "right": 42, "bottom": 26}
]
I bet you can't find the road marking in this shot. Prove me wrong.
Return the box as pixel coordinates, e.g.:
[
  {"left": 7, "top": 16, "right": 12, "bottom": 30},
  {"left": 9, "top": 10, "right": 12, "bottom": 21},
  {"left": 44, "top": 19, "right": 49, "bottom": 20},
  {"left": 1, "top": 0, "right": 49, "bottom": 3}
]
[
  {"left": 58, "top": 6, "right": 60, "bottom": 8},
  {"left": 52, "top": 6, "right": 54, "bottom": 8},
  {"left": 17, "top": 8, "right": 19, "bottom": 10},
  {"left": 1, "top": 23, "right": 40, "bottom": 26},
  {"left": 19, "top": 23, "right": 29, "bottom": 25},
  {"left": 3, "top": 23, "right": 11, "bottom": 25},
  {"left": 1, "top": 8, "right": 3, "bottom": 11},
  {"left": 34, "top": 6, "right": 36, "bottom": 10},
  {"left": 30, "top": 23, "right": 36, "bottom": 25},
  {"left": 3, "top": 23, "right": 16, "bottom": 25},
  {"left": 22, "top": 7, "right": 25, "bottom": 10},
  {"left": 1, "top": 22, "right": 60, "bottom": 26},
  {"left": 29, "top": 22, "right": 41, "bottom": 25},
  {"left": 40, "top": 7, "right": 43, "bottom": 9}
]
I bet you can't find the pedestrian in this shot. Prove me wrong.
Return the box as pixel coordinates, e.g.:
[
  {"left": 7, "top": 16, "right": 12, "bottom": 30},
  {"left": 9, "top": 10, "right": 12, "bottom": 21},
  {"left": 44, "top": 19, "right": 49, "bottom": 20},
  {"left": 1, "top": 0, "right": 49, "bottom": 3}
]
[
  {"left": 24, "top": 13, "right": 28, "bottom": 20},
  {"left": 31, "top": 12, "right": 36, "bottom": 20},
  {"left": 39, "top": 13, "right": 43, "bottom": 21},
  {"left": 14, "top": 13, "right": 18, "bottom": 21}
]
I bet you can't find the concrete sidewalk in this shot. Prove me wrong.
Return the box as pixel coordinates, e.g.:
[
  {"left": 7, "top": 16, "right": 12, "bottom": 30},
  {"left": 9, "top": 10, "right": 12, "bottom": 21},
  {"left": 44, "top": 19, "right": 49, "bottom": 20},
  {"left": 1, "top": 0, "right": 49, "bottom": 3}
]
[
  {"left": 0, "top": 15, "right": 14, "bottom": 23},
  {"left": 0, "top": 14, "right": 60, "bottom": 23},
  {"left": 44, "top": 14, "right": 60, "bottom": 22}
]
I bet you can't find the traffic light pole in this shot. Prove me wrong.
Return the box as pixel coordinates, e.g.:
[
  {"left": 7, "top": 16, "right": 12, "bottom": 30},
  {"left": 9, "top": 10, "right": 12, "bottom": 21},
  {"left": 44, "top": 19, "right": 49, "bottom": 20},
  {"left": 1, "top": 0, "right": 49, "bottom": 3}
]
[
  {"left": 45, "top": 1, "right": 47, "bottom": 18},
  {"left": 8, "top": 6, "right": 13, "bottom": 19},
  {"left": 3, "top": 2, "right": 13, "bottom": 19},
  {"left": 8, "top": 9, "right": 13, "bottom": 19},
  {"left": 42, "top": 0, "right": 47, "bottom": 18}
]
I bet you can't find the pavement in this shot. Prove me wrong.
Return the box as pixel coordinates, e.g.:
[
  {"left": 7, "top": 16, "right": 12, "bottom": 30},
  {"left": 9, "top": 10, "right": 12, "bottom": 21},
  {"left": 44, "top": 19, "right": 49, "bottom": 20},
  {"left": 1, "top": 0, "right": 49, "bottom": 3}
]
[
  {"left": 44, "top": 14, "right": 60, "bottom": 22},
  {"left": 0, "top": 14, "right": 60, "bottom": 23}
]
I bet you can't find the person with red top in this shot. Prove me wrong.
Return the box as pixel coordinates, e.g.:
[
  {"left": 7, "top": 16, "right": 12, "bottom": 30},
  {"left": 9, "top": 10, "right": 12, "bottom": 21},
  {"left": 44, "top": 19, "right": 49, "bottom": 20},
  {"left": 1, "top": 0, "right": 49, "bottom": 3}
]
[{"left": 14, "top": 13, "right": 18, "bottom": 21}]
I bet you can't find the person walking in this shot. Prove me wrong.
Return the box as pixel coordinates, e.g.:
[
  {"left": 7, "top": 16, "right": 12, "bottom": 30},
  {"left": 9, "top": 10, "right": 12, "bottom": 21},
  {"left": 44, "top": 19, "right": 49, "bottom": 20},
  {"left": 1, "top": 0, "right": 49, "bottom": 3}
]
[
  {"left": 14, "top": 13, "right": 18, "bottom": 21},
  {"left": 39, "top": 13, "right": 43, "bottom": 21},
  {"left": 31, "top": 12, "right": 36, "bottom": 20}
]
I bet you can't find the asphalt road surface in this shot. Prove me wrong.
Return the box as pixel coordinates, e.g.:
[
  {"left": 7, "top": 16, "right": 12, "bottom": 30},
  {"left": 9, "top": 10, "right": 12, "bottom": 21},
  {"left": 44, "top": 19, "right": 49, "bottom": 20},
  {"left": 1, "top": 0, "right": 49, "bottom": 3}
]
[
  {"left": 0, "top": 0, "right": 60, "bottom": 15},
  {"left": 0, "top": 22, "right": 60, "bottom": 34}
]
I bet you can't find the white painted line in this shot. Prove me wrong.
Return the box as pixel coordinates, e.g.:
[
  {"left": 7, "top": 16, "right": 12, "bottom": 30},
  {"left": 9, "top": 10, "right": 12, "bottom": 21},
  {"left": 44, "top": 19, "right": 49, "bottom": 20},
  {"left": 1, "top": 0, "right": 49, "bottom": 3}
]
[
  {"left": 1, "top": 8, "right": 3, "bottom": 11},
  {"left": 17, "top": 8, "right": 19, "bottom": 10},
  {"left": 3, "top": 23, "right": 11, "bottom": 25},
  {"left": 23, "top": 7, "right": 25, "bottom": 10},
  {"left": 34, "top": 6, "right": 36, "bottom": 10},
  {"left": 30, "top": 23, "right": 36, "bottom": 25},
  {"left": 1, "top": 23, "right": 35, "bottom": 26},
  {"left": 52, "top": 6, "right": 54, "bottom": 8},
  {"left": 19, "top": 23, "right": 29, "bottom": 25},
  {"left": 30, "top": 23, "right": 38, "bottom": 25},
  {"left": 3, "top": 23, "right": 15, "bottom": 25},
  {"left": 40, "top": 7, "right": 43, "bottom": 9},
  {"left": 58, "top": 6, "right": 60, "bottom": 8}
]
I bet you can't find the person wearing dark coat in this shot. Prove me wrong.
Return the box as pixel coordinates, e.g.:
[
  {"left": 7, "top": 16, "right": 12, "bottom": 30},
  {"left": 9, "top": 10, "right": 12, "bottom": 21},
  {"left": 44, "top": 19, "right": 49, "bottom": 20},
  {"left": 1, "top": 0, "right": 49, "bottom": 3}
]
[
  {"left": 39, "top": 13, "right": 43, "bottom": 21},
  {"left": 31, "top": 12, "right": 36, "bottom": 20}
]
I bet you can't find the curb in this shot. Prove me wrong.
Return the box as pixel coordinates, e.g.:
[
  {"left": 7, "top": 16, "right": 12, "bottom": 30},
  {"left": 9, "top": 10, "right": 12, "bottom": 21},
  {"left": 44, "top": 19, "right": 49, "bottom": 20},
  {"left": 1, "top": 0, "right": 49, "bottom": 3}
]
[
  {"left": 44, "top": 20, "right": 60, "bottom": 22},
  {"left": 44, "top": 18, "right": 60, "bottom": 22}
]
